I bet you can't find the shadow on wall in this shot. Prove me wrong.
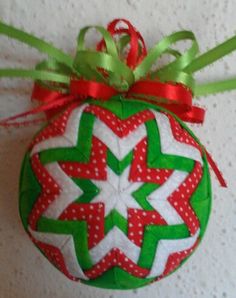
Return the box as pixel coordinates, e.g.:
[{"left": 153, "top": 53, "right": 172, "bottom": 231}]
[{"left": 0, "top": 135, "right": 34, "bottom": 228}]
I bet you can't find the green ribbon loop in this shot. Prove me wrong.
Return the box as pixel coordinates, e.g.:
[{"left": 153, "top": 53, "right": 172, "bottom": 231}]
[
  {"left": 73, "top": 51, "right": 134, "bottom": 90},
  {"left": 0, "top": 68, "right": 70, "bottom": 84},
  {"left": 195, "top": 78, "right": 236, "bottom": 96},
  {"left": 134, "top": 31, "right": 198, "bottom": 81},
  {"left": 185, "top": 35, "right": 236, "bottom": 73},
  {"left": 77, "top": 26, "right": 119, "bottom": 58},
  {"left": 1, "top": 20, "right": 236, "bottom": 100},
  {"left": 157, "top": 70, "right": 195, "bottom": 93},
  {"left": 75, "top": 25, "right": 135, "bottom": 90},
  {"left": 35, "top": 59, "right": 71, "bottom": 92},
  {"left": 0, "top": 21, "right": 74, "bottom": 68}
]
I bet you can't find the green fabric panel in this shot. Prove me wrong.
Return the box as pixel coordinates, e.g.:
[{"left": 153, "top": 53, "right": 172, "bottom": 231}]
[
  {"left": 120, "top": 98, "right": 152, "bottom": 119},
  {"left": 82, "top": 267, "right": 154, "bottom": 289},
  {"left": 104, "top": 210, "right": 128, "bottom": 235},
  {"left": 138, "top": 224, "right": 189, "bottom": 269},
  {"left": 112, "top": 267, "right": 154, "bottom": 289},
  {"left": 82, "top": 268, "right": 117, "bottom": 289},
  {"left": 40, "top": 147, "right": 90, "bottom": 164},
  {"left": 192, "top": 200, "right": 210, "bottom": 238},
  {"left": 146, "top": 119, "right": 195, "bottom": 172},
  {"left": 77, "top": 112, "right": 95, "bottom": 161},
  {"left": 86, "top": 97, "right": 123, "bottom": 118},
  {"left": 107, "top": 149, "right": 133, "bottom": 175},
  {"left": 190, "top": 153, "right": 212, "bottom": 238},
  {"left": 40, "top": 111, "right": 96, "bottom": 165},
  {"left": 19, "top": 153, "right": 38, "bottom": 193},
  {"left": 132, "top": 183, "right": 159, "bottom": 210},
  {"left": 72, "top": 178, "right": 99, "bottom": 204},
  {"left": 86, "top": 95, "right": 150, "bottom": 119},
  {"left": 146, "top": 223, "right": 190, "bottom": 239},
  {"left": 37, "top": 216, "right": 92, "bottom": 269},
  {"left": 204, "top": 150, "right": 212, "bottom": 230},
  {"left": 191, "top": 161, "right": 209, "bottom": 203},
  {"left": 19, "top": 153, "right": 41, "bottom": 229}
]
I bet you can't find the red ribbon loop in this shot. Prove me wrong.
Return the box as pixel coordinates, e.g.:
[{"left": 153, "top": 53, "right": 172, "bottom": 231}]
[
  {"left": 126, "top": 80, "right": 206, "bottom": 123},
  {"left": 97, "top": 18, "right": 147, "bottom": 68},
  {"left": 128, "top": 80, "right": 192, "bottom": 109},
  {"left": 177, "top": 105, "right": 205, "bottom": 124},
  {"left": 70, "top": 78, "right": 117, "bottom": 101}
]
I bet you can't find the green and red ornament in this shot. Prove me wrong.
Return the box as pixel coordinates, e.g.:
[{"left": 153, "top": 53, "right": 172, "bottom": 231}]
[{"left": 0, "top": 19, "right": 234, "bottom": 289}]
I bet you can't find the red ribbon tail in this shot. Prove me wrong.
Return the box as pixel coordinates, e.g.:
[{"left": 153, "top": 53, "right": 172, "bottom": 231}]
[
  {"left": 31, "top": 83, "right": 65, "bottom": 103},
  {"left": 0, "top": 87, "right": 76, "bottom": 127},
  {"left": 205, "top": 149, "right": 227, "bottom": 188}
]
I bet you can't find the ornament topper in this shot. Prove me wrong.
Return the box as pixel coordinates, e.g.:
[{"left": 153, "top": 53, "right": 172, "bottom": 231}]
[{"left": 0, "top": 19, "right": 231, "bottom": 186}]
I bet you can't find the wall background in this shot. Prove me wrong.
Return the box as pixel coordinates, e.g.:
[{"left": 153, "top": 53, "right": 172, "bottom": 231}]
[{"left": 0, "top": 1, "right": 235, "bottom": 297}]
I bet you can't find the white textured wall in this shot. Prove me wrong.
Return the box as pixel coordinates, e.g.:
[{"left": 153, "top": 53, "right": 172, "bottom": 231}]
[{"left": 0, "top": 1, "right": 235, "bottom": 297}]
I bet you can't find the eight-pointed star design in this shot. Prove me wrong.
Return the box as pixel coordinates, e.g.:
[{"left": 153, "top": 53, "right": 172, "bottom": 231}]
[{"left": 91, "top": 167, "right": 143, "bottom": 218}]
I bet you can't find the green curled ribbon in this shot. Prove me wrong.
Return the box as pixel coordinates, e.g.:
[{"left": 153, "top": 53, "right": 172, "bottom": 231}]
[
  {"left": 0, "top": 18, "right": 233, "bottom": 187},
  {"left": 0, "top": 19, "right": 236, "bottom": 108}
]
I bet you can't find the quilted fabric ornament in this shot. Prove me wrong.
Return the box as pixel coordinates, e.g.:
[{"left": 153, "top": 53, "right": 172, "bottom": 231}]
[
  {"left": 19, "top": 97, "right": 210, "bottom": 289},
  {"left": 0, "top": 19, "right": 233, "bottom": 289}
]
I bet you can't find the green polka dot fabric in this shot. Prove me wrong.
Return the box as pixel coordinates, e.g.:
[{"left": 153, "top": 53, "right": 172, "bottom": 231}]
[{"left": 19, "top": 97, "right": 211, "bottom": 289}]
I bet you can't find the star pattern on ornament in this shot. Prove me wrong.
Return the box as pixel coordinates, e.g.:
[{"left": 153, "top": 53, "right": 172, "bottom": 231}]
[
  {"left": 24, "top": 101, "right": 207, "bottom": 284},
  {"left": 90, "top": 167, "right": 143, "bottom": 218}
]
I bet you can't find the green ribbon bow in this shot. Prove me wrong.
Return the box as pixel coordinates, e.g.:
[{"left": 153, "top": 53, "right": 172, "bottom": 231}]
[{"left": 1, "top": 20, "right": 236, "bottom": 97}]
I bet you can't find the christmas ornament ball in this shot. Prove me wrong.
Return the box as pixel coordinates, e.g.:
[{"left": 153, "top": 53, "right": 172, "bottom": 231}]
[{"left": 19, "top": 96, "right": 211, "bottom": 289}]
